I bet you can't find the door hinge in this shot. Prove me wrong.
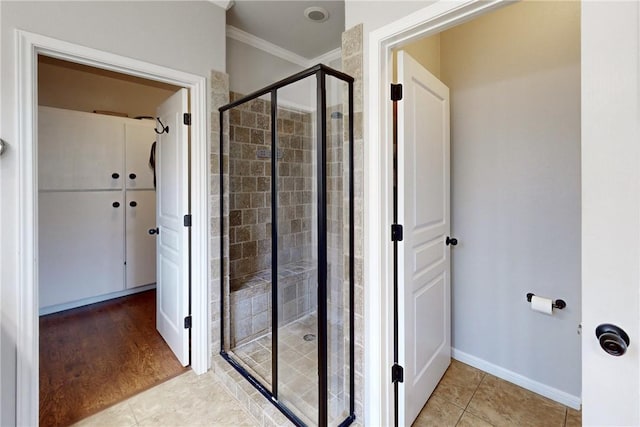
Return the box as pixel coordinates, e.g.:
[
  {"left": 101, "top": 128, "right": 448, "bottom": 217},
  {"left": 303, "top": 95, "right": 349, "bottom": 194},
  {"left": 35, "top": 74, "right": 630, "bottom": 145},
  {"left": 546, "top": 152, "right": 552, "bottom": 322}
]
[
  {"left": 392, "top": 364, "right": 404, "bottom": 383},
  {"left": 391, "top": 224, "right": 403, "bottom": 242},
  {"left": 184, "top": 214, "right": 192, "bottom": 227},
  {"left": 184, "top": 316, "right": 192, "bottom": 329},
  {"left": 391, "top": 83, "right": 403, "bottom": 101},
  {"left": 183, "top": 113, "right": 191, "bottom": 126}
]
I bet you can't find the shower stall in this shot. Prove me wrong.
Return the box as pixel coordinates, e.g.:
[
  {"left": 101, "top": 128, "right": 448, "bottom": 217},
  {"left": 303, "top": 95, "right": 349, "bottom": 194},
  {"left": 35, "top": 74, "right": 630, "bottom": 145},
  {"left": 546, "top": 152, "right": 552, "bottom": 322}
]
[{"left": 218, "top": 65, "right": 355, "bottom": 427}]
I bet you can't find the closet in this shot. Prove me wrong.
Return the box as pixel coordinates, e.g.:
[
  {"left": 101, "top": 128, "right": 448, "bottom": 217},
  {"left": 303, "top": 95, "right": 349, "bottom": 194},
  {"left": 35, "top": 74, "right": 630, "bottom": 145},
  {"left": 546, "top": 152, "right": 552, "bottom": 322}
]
[{"left": 39, "top": 106, "right": 157, "bottom": 312}]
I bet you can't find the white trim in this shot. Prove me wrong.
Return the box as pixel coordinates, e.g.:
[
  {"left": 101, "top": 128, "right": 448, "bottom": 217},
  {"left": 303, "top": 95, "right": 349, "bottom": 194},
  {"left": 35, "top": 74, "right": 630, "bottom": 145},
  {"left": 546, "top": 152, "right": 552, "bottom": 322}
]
[
  {"left": 210, "top": 0, "right": 235, "bottom": 11},
  {"left": 39, "top": 284, "right": 157, "bottom": 316},
  {"left": 452, "top": 348, "right": 582, "bottom": 410},
  {"left": 16, "top": 30, "right": 211, "bottom": 426},
  {"left": 227, "top": 25, "right": 310, "bottom": 67},
  {"left": 364, "top": 1, "right": 509, "bottom": 425},
  {"left": 313, "top": 47, "right": 342, "bottom": 66},
  {"left": 226, "top": 25, "right": 342, "bottom": 68}
]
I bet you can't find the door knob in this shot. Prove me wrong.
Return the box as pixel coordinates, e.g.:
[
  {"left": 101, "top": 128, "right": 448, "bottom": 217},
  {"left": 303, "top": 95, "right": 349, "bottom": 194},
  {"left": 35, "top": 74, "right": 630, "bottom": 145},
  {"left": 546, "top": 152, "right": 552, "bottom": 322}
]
[
  {"left": 148, "top": 228, "right": 159, "bottom": 235},
  {"left": 129, "top": 201, "right": 137, "bottom": 207},
  {"left": 112, "top": 201, "right": 120, "bottom": 208},
  {"left": 446, "top": 236, "right": 458, "bottom": 246},
  {"left": 129, "top": 173, "right": 137, "bottom": 180},
  {"left": 596, "top": 324, "right": 630, "bottom": 356},
  {"left": 112, "top": 172, "right": 120, "bottom": 179}
]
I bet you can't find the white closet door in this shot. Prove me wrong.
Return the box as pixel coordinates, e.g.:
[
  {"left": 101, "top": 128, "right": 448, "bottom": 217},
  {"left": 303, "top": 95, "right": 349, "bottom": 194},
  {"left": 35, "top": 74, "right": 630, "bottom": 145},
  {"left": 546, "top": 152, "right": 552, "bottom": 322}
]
[
  {"left": 125, "top": 190, "right": 157, "bottom": 289},
  {"left": 39, "top": 191, "right": 125, "bottom": 309},
  {"left": 156, "top": 88, "right": 190, "bottom": 366},
  {"left": 125, "top": 122, "right": 156, "bottom": 190},
  {"left": 38, "top": 107, "right": 125, "bottom": 191}
]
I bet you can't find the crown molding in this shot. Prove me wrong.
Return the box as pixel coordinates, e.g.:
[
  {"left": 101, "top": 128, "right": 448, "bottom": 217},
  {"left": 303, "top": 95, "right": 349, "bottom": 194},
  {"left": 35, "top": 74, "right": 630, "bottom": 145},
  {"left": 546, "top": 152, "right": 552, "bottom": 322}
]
[
  {"left": 227, "top": 25, "right": 309, "bottom": 67},
  {"left": 210, "top": 0, "right": 235, "bottom": 11},
  {"left": 311, "top": 47, "right": 342, "bottom": 66},
  {"left": 226, "top": 25, "right": 342, "bottom": 68}
]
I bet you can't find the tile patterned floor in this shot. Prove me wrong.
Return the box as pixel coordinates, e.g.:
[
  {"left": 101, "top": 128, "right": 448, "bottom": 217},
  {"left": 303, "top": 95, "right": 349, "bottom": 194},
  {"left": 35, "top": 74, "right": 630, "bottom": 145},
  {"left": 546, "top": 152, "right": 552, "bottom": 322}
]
[
  {"left": 75, "top": 351, "right": 582, "bottom": 427},
  {"left": 72, "top": 370, "right": 254, "bottom": 427},
  {"left": 230, "top": 312, "right": 349, "bottom": 426},
  {"left": 412, "top": 360, "right": 582, "bottom": 427}
]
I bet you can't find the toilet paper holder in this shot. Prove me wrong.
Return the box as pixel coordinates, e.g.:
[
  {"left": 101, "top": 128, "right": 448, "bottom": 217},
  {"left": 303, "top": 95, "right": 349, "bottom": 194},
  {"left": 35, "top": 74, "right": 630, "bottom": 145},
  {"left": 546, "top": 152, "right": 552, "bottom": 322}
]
[{"left": 526, "top": 293, "right": 566, "bottom": 310}]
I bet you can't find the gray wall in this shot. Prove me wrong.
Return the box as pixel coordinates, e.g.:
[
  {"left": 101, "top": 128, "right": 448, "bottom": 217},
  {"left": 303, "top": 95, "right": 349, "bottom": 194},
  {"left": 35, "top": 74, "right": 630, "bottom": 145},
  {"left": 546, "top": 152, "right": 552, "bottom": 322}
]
[
  {"left": 439, "top": 1, "right": 581, "bottom": 397},
  {"left": 0, "top": 2, "right": 226, "bottom": 424}
]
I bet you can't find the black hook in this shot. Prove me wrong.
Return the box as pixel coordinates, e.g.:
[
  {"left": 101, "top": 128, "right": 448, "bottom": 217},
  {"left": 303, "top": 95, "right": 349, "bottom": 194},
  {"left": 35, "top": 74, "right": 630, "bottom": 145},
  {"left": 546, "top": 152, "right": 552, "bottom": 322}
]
[{"left": 154, "top": 117, "right": 169, "bottom": 135}]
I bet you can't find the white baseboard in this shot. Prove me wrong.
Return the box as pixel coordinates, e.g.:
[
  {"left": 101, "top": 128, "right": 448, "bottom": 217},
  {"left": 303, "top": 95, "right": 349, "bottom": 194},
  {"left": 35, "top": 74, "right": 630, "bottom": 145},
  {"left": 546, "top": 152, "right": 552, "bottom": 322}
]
[
  {"left": 452, "top": 348, "right": 581, "bottom": 410},
  {"left": 39, "top": 284, "right": 156, "bottom": 316}
]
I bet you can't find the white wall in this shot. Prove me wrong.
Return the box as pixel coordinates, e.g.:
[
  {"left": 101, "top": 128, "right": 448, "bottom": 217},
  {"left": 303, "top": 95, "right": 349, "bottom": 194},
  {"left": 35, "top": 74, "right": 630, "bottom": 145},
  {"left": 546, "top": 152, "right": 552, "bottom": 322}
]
[
  {"left": 439, "top": 1, "right": 581, "bottom": 398},
  {"left": 346, "top": 1, "right": 435, "bottom": 32},
  {"left": 227, "top": 37, "right": 307, "bottom": 102},
  {"left": 0, "top": 2, "right": 226, "bottom": 425},
  {"left": 227, "top": 37, "right": 327, "bottom": 111}
]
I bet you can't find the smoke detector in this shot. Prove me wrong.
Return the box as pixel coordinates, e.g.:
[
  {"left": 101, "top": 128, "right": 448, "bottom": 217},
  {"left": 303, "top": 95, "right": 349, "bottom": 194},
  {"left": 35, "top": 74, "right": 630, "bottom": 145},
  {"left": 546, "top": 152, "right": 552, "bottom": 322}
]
[{"left": 304, "top": 6, "right": 329, "bottom": 23}]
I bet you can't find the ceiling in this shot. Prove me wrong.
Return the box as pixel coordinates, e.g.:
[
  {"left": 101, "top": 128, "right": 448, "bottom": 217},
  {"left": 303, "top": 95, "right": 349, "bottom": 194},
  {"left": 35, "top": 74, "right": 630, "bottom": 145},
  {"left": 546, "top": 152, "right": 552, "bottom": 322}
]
[{"left": 227, "top": 1, "right": 345, "bottom": 59}]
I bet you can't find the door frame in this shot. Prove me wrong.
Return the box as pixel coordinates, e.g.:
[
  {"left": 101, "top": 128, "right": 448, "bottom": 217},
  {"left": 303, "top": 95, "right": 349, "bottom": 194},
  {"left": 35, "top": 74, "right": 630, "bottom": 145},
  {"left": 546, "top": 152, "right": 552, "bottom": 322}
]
[
  {"left": 15, "top": 30, "right": 210, "bottom": 425},
  {"left": 364, "top": 1, "right": 510, "bottom": 425}
]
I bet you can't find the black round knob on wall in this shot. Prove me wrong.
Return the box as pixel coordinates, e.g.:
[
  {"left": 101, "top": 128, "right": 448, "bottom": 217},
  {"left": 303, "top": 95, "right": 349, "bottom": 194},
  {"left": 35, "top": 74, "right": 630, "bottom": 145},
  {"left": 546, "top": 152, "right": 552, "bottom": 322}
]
[
  {"left": 596, "top": 324, "right": 630, "bottom": 356},
  {"left": 112, "top": 201, "right": 120, "bottom": 208},
  {"left": 129, "top": 173, "right": 137, "bottom": 180},
  {"left": 112, "top": 172, "right": 120, "bottom": 179},
  {"left": 446, "top": 236, "right": 458, "bottom": 246},
  {"left": 129, "top": 201, "right": 137, "bottom": 207}
]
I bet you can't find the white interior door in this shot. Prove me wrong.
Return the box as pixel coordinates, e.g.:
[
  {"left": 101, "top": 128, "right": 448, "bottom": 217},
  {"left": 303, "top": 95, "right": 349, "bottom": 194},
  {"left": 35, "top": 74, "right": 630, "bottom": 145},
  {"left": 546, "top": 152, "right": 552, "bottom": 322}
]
[
  {"left": 397, "top": 51, "right": 451, "bottom": 426},
  {"left": 156, "top": 88, "right": 190, "bottom": 366},
  {"left": 582, "top": 2, "right": 640, "bottom": 424}
]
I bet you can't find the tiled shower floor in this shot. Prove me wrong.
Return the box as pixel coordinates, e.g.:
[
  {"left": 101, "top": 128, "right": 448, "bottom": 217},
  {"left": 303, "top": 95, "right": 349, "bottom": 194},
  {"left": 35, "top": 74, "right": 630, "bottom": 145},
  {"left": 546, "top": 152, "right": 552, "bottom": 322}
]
[
  {"left": 230, "top": 312, "right": 319, "bottom": 425},
  {"left": 231, "top": 312, "right": 350, "bottom": 425}
]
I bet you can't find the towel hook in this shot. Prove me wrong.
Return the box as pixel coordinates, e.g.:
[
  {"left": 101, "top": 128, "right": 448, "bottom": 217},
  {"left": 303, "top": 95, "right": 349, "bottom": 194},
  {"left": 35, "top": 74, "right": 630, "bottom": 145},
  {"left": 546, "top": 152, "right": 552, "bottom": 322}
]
[{"left": 154, "top": 117, "right": 169, "bottom": 135}]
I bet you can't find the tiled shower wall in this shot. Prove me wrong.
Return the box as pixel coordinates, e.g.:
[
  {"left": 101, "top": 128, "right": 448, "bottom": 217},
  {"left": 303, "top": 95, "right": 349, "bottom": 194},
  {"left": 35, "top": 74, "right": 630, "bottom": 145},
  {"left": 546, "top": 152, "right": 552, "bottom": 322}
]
[
  {"left": 227, "top": 92, "right": 315, "bottom": 282},
  {"left": 227, "top": 92, "right": 318, "bottom": 346}
]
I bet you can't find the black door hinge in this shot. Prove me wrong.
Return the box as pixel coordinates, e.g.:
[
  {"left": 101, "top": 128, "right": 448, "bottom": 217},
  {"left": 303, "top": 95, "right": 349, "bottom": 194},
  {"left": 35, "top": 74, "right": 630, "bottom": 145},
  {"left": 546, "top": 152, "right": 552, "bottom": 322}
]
[
  {"left": 391, "top": 83, "right": 403, "bottom": 101},
  {"left": 183, "top": 113, "right": 191, "bottom": 126},
  {"left": 184, "top": 316, "right": 192, "bottom": 329},
  {"left": 391, "top": 224, "right": 403, "bottom": 242},
  {"left": 184, "top": 214, "right": 192, "bottom": 227},
  {"left": 392, "top": 364, "right": 404, "bottom": 383}
]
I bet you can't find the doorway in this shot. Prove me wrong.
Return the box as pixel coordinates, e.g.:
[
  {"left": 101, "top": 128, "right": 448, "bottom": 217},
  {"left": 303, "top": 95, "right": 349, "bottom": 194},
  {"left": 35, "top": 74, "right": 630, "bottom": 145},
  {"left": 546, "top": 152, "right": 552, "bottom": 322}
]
[
  {"left": 36, "top": 56, "right": 191, "bottom": 425},
  {"left": 364, "top": 1, "right": 581, "bottom": 425},
  {"left": 15, "top": 30, "right": 210, "bottom": 426}
]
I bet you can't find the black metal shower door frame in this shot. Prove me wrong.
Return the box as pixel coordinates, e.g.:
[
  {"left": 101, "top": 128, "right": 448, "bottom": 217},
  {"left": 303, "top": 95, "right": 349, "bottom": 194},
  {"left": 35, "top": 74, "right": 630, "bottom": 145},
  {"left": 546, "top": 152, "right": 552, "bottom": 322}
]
[{"left": 219, "top": 64, "right": 356, "bottom": 427}]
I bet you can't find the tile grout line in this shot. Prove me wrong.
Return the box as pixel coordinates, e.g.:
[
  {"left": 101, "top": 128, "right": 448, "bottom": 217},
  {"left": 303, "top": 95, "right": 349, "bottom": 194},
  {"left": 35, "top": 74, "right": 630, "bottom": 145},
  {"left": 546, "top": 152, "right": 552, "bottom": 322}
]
[{"left": 463, "top": 372, "right": 486, "bottom": 411}]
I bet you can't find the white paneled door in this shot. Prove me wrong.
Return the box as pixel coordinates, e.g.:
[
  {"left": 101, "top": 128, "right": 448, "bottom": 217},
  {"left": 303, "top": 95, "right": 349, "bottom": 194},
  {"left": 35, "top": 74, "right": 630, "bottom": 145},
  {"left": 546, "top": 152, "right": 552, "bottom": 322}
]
[
  {"left": 155, "top": 88, "right": 190, "bottom": 366},
  {"left": 582, "top": 2, "right": 640, "bottom": 424},
  {"left": 397, "top": 51, "right": 451, "bottom": 426}
]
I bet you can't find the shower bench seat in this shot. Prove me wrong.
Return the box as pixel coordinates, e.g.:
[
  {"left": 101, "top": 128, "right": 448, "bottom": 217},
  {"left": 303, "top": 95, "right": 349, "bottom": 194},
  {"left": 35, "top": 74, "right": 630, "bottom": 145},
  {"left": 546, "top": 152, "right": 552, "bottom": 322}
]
[{"left": 229, "top": 260, "right": 317, "bottom": 347}]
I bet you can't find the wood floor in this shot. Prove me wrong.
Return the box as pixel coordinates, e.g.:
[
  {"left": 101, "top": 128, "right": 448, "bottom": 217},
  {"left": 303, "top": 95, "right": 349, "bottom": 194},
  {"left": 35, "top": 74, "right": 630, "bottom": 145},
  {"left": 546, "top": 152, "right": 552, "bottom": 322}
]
[{"left": 39, "top": 290, "right": 187, "bottom": 427}]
